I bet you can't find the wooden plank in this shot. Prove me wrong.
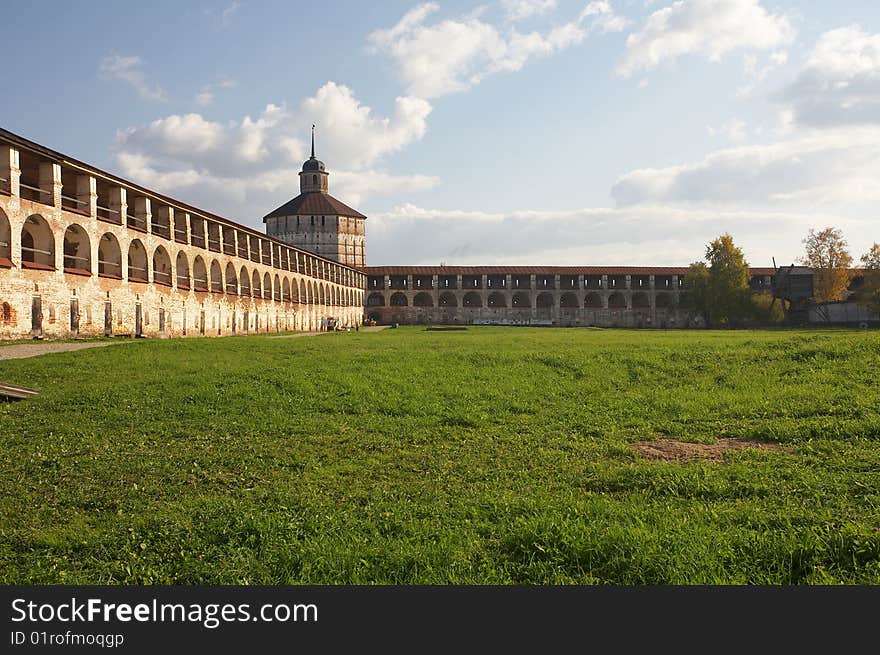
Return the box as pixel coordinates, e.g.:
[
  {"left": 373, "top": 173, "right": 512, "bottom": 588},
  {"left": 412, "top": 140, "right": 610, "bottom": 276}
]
[{"left": 0, "top": 383, "right": 40, "bottom": 400}]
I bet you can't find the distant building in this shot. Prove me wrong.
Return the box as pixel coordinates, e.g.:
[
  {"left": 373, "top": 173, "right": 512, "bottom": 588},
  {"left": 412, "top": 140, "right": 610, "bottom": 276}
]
[{"left": 361, "top": 266, "right": 778, "bottom": 328}]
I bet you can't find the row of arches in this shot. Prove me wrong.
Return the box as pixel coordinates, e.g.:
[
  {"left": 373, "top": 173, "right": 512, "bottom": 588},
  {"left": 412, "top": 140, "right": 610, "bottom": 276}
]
[
  {"left": 8, "top": 214, "right": 360, "bottom": 306},
  {"left": 367, "top": 291, "right": 672, "bottom": 309}
]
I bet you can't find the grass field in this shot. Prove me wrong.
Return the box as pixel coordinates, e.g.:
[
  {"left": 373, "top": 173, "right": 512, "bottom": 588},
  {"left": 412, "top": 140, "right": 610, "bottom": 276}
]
[{"left": 1, "top": 327, "right": 879, "bottom": 584}]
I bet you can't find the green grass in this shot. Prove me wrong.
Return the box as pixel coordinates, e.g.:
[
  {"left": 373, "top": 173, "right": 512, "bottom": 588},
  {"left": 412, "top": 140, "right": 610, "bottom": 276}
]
[{"left": 1, "top": 327, "right": 879, "bottom": 584}]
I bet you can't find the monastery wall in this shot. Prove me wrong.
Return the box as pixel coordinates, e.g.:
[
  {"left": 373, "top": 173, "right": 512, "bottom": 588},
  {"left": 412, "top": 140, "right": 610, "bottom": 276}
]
[{"left": 0, "top": 138, "right": 365, "bottom": 340}]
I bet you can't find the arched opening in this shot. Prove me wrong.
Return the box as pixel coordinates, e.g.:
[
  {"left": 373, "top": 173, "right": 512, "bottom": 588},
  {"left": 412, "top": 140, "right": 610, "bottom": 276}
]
[
  {"left": 463, "top": 292, "right": 482, "bottom": 307},
  {"left": 210, "top": 260, "right": 223, "bottom": 293},
  {"left": 127, "top": 239, "right": 148, "bottom": 282},
  {"left": 584, "top": 292, "right": 602, "bottom": 308},
  {"left": 632, "top": 292, "right": 650, "bottom": 309},
  {"left": 98, "top": 233, "right": 122, "bottom": 278},
  {"left": 193, "top": 256, "right": 208, "bottom": 292},
  {"left": 536, "top": 292, "right": 554, "bottom": 309},
  {"left": 153, "top": 246, "right": 172, "bottom": 286},
  {"left": 488, "top": 292, "right": 506, "bottom": 307},
  {"left": 274, "top": 275, "right": 281, "bottom": 301},
  {"left": 655, "top": 294, "right": 671, "bottom": 309},
  {"left": 438, "top": 291, "right": 457, "bottom": 307},
  {"left": 252, "top": 270, "right": 262, "bottom": 298},
  {"left": 319, "top": 284, "right": 326, "bottom": 305},
  {"left": 608, "top": 292, "right": 627, "bottom": 309},
  {"left": 390, "top": 292, "right": 408, "bottom": 306},
  {"left": 263, "top": 272, "right": 271, "bottom": 299},
  {"left": 299, "top": 280, "right": 306, "bottom": 304},
  {"left": 560, "top": 292, "right": 579, "bottom": 309},
  {"left": 240, "top": 266, "right": 251, "bottom": 296},
  {"left": 512, "top": 292, "right": 530, "bottom": 309},
  {"left": 225, "top": 262, "right": 238, "bottom": 295},
  {"left": 21, "top": 215, "right": 54, "bottom": 269},
  {"left": 283, "top": 278, "right": 291, "bottom": 302},
  {"left": 413, "top": 292, "right": 433, "bottom": 307},
  {"left": 0, "top": 209, "right": 10, "bottom": 263},
  {"left": 176, "top": 252, "right": 190, "bottom": 289},
  {"left": 367, "top": 292, "right": 385, "bottom": 307},
  {"left": 61, "top": 225, "right": 91, "bottom": 275}
]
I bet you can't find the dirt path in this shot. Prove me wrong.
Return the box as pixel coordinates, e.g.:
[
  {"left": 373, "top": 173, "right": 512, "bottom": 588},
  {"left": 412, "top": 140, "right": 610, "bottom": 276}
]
[
  {"left": 0, "top": 325, "right": 392, "bottom": 355},
  {"left": 0, "top": 341, "right": 126, "bottom": 361}
]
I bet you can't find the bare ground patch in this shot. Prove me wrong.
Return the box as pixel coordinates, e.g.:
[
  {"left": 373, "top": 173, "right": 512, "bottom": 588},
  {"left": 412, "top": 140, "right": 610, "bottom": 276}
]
[
  {"left": 631, "top": 438, "right": 789, "bottom": 463},
  {"left": 0, "top": 341, "right": 128, "bottom": 361}
]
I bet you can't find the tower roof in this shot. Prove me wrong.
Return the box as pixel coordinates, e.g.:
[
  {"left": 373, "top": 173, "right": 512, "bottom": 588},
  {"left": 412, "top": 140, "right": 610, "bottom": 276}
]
[{"left": 263, "top": 193, "right": 367, "bottom": 220}]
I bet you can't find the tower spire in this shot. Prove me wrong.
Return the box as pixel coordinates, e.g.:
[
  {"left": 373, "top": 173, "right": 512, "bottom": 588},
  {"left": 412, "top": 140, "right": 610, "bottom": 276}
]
[{"left": 310, "top": 124, "right": 315, "bottom": 159}]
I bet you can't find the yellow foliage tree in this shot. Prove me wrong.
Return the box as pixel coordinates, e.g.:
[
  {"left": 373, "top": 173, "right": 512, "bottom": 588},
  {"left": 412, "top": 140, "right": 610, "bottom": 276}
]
[{"left": 800, "top": 227, "right": 853, "bottom": 302}]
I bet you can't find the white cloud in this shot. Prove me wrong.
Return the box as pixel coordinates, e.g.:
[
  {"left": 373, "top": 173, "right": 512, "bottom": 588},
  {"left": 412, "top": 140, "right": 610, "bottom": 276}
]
[
  {"left": 195, "top": 90, "right": 214, "bottom": 106},
  {"left": 114, "top": 82, "right": 436, "bottom": 223},
  {"left": 195, "top": 78, "right": 236, "bottom": 106},
  {"left": 368, "top": 1, "right": 626, "bottom": 98},
  {"left": 503, "top": 0, "right": 557, "bottom": 22},
  {"left": 617, "top": 0, "right": 795, "bottom": 77},
  {"left": 781, "top": 25, "right": 880, "bottom": 127},
  {"left": 119, "top": 113, "right": 227, "bottom": 159},
  {"left": 332, "top": 171, "right": 441, "bottom": 207},
  {"left": 99, "top": 54, "right": 166, "bottom": 101},
  {"left": 737, "top": 50, "right": 788, "bottom": 97},
  {"left": 366, "top": 202, "right": 866, "bottom": 267},
  {"left": 707, "top": 118, "right": 747, "bottom": 142},
  {"left": 579, "top": 1, "right": 629, "bottom": 34},
  {"left": 611, "top": 126, "right": 880, "bottom": 209},
  {"left": 220, "top": 1, "right": 241, "bottom": 28}
]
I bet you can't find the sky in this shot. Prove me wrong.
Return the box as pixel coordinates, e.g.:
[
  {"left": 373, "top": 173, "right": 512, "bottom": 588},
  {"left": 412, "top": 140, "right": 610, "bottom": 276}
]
[{"left": 3, "top": 0, "right": 879, "bottom": 267}]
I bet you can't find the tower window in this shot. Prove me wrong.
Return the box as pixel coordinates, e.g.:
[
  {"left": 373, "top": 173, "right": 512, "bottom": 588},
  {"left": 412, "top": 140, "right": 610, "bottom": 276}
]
[
  {"left": 313, "top": 175, "right": 317, "bottom": 185},
  {"left": 310, "top": 217, "right": 314, "bottom": 226},
  {"left": 321, "top": 216, "right": 325, "bottom": 227}
]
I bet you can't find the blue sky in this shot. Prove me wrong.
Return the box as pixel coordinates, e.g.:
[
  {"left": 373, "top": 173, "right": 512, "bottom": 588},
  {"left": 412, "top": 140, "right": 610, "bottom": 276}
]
[{"left": 4, "top": 0, "right": 879, "bottom": 266}]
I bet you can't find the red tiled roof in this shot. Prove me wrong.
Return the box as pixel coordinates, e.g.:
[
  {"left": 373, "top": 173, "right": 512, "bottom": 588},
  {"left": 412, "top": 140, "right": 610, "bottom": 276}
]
[
  {"left": 362, "top": 266, "right": 778, "bottom": 276},
  {"left": 263, "top": 192, "right": 366, "bottom": 220}
]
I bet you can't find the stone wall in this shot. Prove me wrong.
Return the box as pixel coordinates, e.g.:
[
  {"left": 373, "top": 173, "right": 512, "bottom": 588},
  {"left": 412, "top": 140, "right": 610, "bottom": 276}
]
[
  {"left": 364, "top": 288, "right": 699, "bottom": 328},
  {"left": 362, "top": 274, "right": 708, "bottom": 328},
  {"left": 0, "top": 140, "right": 365, "bottom": 340}
]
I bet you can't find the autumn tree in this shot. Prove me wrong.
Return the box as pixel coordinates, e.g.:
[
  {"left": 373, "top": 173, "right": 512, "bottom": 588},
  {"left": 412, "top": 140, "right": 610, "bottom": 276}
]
[
  {"left": 684, "top": 233, "right": 751, "bottom": 326},
  {"left": 683, "top": 262, "right": 710, "bottom": 325},
  {"left": 800, "top": 227, "right": 853, "bottom": 302},
  {"left": 855, "top": 243, "right": 880, "bottom": 316}
]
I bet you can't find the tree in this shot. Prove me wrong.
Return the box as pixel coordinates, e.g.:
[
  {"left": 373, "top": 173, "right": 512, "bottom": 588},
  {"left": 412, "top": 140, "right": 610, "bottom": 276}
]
[
  {"left": 800, "top": 227, "right": 853, "bottom": 302},
  {"left": 855, "top": 243, "right": 880, "bottom": 317},
  {"left": 683, "top": 233, "right": 751, "bottom": 327},
  {"left": 683, "top": 262, "right": 710, "bottom": 325}
]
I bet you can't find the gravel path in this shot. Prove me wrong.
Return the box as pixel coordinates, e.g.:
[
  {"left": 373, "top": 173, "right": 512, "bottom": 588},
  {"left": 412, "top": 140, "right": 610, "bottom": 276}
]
[
  {"left": 0, "top": 341, "right": 125, "bottom": 361},
  {"left": 0, "top": 326, "right": 390, "bottom": 355}
]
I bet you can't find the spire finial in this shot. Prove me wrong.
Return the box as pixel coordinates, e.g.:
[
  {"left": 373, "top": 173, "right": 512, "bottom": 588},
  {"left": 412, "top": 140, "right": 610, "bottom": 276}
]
[{"left": 310, "top": 124, "right": 315, "bottom": 159}]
